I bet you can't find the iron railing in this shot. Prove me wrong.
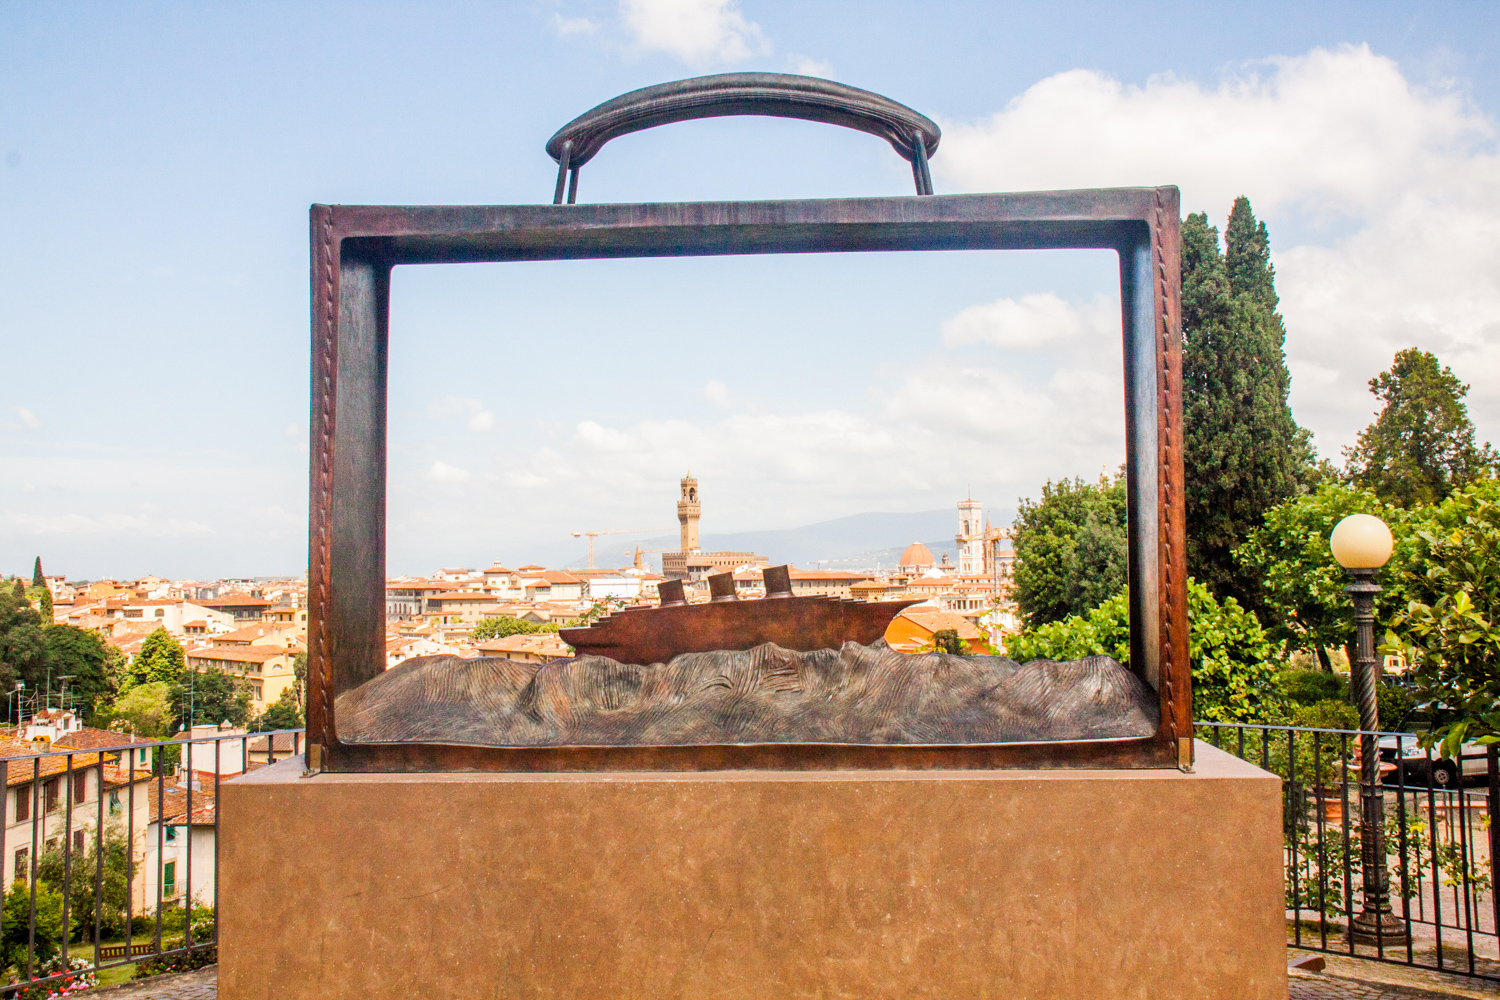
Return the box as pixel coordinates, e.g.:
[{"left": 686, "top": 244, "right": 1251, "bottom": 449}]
[
  {"left": 3, "top": 723, "right": 1497, "bottom": 991},
  {"left": 0, "top": 729, "right": 304, "bottom": 997},
  {"left": 1200, "top": 721, "right": 1500, "bottom": 981}
]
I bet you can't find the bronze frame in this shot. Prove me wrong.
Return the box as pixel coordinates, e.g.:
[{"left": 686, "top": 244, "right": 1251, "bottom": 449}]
[{"left": 307, "top": 187, "right": 1189, "bottom": 772}]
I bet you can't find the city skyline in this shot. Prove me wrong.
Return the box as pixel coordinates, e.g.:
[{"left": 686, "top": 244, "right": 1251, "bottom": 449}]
[{"left": 5, "top": 3, "right": 1498, "bottom": 578}]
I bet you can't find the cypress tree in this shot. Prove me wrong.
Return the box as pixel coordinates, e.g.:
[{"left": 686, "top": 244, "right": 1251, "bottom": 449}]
[
  {"left": 31, "top": 557, "right": 43, "bottom": 589},
  {"left": 1182, "top": 198, "right": 1310, "bottom": 608}
]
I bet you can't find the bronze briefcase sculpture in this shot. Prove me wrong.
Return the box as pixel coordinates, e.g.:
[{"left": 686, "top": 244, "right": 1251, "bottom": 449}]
[{"left": 306, "top": 74, "right": 1191, "bottom": 773}]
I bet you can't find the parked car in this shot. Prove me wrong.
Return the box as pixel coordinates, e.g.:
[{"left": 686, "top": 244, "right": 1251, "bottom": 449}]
[{"left": 1379, "top": 735, "right": 1490, "bottom": 788}]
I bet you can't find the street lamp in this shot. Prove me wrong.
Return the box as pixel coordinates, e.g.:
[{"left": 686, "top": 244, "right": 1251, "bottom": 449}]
[{"left": 1330, "top": 512, "right": 1407, "bottom": 946}]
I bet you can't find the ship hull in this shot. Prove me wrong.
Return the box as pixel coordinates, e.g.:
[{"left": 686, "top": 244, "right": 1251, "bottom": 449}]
[{"left": 560, "top": 597, "right": 924, "bottom": 665}]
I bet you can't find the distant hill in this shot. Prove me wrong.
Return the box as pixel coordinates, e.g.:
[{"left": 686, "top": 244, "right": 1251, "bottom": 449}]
[{"left": 563, "top": 508, "right": 1015, "bottom": 573}]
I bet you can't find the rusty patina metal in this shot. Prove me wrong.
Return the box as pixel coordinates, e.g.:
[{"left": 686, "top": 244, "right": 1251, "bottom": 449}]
[
  {"left": 546, "top": 73, "right": 940, "bottom": 201},
  {"left": 306, "top": 74, "right": 1188, "bottom": 773},
  {"left": 559, "top": 566, "right": 921, "bottom": 665}
]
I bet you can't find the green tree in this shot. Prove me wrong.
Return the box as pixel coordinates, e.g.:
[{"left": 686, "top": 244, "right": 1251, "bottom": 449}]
[
  {"left": 94, "top": 681, "right": 174, "bottom": 739},
  {"left": 1272, "top": 668, "right": 1412, "bottom": 731},
  {"left": 1181, "top": 200, "right": 1312, "bottom": 608},
  {"left": 31, "top": 558, "right": 43, "bottom": 589},
  {"left": 34, "top": 823, "right": 137, "bottom": 942},
  {"left": 251, "top": 687, "right": 304, "bottom": 731},
  {"left": 1011, "top": 473, "right": 1128, "bottom": 628},
  {"left": 1235, "top": 483, "right": 1412, "bottom": 670},
  {"left": 0, "top": 582, "right": 47, "bottom": 698},
  {"left": 1344, "top": 348, "right": 1499, "bottom": 508},
  {"left": 41, "top": 624, "right": 113, "bottom": 721},
  {"left": 37, "top": 588, "right": 51, "bottom": 624},
  {"left": 1, "top": 877, "right": 66, "bottom": 972},
  {"left": 1006, "top": 579, "right": 1279, "bottom": 722},
  {"left": 471, "top": 616, "right": 559, "bottom": 641},
  {"left": 132, "top": 628, "right": 184, "bottom": 686},
  {"left": 929, "top": 629, "right": 968, "bottom": 655},
  {"left": 1384, "top": 479, "right": 1500, "bottom": 756},
  {"left": 291, "top": 650, "right": 307, "bottom": 708},
  {"left": 171, "top": 667, "right": 251, "bottom": 729}
]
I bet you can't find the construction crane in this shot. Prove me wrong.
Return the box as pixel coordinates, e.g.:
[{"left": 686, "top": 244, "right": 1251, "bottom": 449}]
[
  {"left": 571, "top": 528, "right": 669, "bottom": 570},
  {"left": 631, "top": 546, "right": 671, "bottom": 571}
]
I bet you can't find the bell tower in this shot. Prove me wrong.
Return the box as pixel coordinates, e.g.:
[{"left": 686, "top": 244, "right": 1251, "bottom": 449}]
[
  {"left": 677, "top": 474, "right": 700, "bottom": 552},
  {"left": 957, "top": 498, "right": 984, "bottom": 576}
]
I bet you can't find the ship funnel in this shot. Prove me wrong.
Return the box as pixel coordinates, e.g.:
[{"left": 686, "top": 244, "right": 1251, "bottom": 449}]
[
  {"left": 708, "top": 571, "right": 738, "bottom": 602},
  {"left": 658, "top": 579, "right": 688, "bottom": 607},
  {"left": 764, "top": 565, "right": 793, "bottom": 599}
]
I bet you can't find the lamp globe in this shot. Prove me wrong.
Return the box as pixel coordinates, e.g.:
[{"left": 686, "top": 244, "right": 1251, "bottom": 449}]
[{"left": 1330, "top": 513, "right": 1393, "bottom": 570}]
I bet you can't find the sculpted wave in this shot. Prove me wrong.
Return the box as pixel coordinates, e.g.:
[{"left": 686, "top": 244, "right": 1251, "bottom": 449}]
[{"left": 335, "top": 641, "right": 1159, "bottom": 746}]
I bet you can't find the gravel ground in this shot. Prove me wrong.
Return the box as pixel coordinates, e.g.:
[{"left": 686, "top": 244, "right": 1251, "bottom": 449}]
[{"left": 66, "top": 954, "right": 1500, "bottom": 999}]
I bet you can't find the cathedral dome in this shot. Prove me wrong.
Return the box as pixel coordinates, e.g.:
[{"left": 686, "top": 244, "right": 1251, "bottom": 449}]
[{"left": 899, "top": 542, "right": 935, "bottom": 568}]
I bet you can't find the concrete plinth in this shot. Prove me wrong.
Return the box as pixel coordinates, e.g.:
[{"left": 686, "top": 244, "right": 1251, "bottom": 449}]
[{"left": 220, "top": 742, "right": 1284, "bottom": 1000}]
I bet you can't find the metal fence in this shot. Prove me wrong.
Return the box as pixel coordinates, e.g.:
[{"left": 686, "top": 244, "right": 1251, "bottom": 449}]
[
  {"left": 0, "top": 729, "right": 304, "bottom": 997},
  {"left": 4, "top": 723, "right": 1499, "bottom": 992},
  {"left": 1200, "top": 721, "right": 1500, "bottom": 982}
]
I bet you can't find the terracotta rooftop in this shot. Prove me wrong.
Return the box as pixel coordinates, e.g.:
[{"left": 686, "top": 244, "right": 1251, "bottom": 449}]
[
  {"left": 55, "top": 726, "right": 157, "bottom": 752},
  {"left": 187, "top": 645, "right": 293, "bottom": 663},
  {"left": 895, "top": 608, "right": 983, "bottom": 640},
  {"left": 0, "top": 737, "right": 107, "bottom": 785},
  {"left": 213, "top": 623, "right": 300, "bottom": 645},
  {"left": 189, "top": 594, "right": 270, "bottom": 608},
  {"left": 474, "top": 633, "right": 573, "bottom": 657},
  {"left": 150, "top": 785, "right": 217, "bottom": 826}
]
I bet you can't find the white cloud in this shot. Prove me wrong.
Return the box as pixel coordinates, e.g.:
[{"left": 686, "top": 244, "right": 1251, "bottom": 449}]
[
  {"left": 428, "top": 396, "right": 495, "bottom": 432},
  {"left": 424, "top": 461, "right": 471, "bottom": 484},
  {"left": 620, "top": 0, "right": 768, "bottom": 66},
  {"left": 941, "top": 293, "right": 1115, "bottom": 350},
  {"left": 935, "top": 44, "right": 1500, "bottom": 455},
  {"left": 1, "top": 512, "right": 212, "bottom": 537},
  {"left": 553, "top": 13, "right": 597, "bottom": 36},
  {"left": 454, "top": 310, "right": 1126, "bottom": 538},
  {"left": 1, "top": 406, "right": 41, "bottom": 432},
  {"left": 702, "top": 379, "right": 732, "bottom": 409},
  {"left": 786, "top": 54, "right": 833, "bottom": 79}
]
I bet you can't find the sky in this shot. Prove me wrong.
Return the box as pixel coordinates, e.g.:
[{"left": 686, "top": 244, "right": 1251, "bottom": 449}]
[{"left": 3, "top": 1, "right": 1499, "bottom": 579}]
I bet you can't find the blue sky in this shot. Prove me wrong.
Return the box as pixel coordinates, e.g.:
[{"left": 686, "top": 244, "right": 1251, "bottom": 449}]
[{"left": 3, "top": 1, "right": 1499, "bottom": 579}]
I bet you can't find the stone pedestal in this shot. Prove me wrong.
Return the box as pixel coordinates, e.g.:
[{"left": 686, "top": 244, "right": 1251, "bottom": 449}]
[{"left": 220, "top": 741, "right": 1284, "bottom": 1000}]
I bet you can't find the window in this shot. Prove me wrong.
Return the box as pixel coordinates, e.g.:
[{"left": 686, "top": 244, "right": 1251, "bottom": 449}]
[
  {"left": 14, "top": 786, "right": 29, "bottom": 822},
  {"left": 44, "top": 778, "right": 59, "bottom": 813},
  {"left": 73, "top": 830, "right": 84, "bottom": 855},
  {"left": 109, "top": 790, "right": 121, "bottom": 816},
  {"left": 166, "top": 824, "right": 177, "bottom": 842},
  {"left": 155, "top": 608, "right": 165, "bottom": 617},
  {"left": 124, "top": 609, "right": 142, "bottom": 618},
  {"left": 72, "top": 771, "right": 86, "bottom": 803},
  {"left": 162, "top": 860, "right": 176, "bottom": 898},
  {"left": 138, "top": 748, "right": 148, "bottom": 765},
  {"left": 13, "top": 849, "right": 26, "bottom": 881}
]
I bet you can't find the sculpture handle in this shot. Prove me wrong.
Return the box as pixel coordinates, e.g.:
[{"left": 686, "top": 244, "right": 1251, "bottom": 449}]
[{"left": 546, "top": 72, "right": 940, "bottom": 203}]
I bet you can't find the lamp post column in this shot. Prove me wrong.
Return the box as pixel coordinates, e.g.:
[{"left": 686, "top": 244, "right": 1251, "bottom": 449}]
[{"left": 1346, "top": 567, "right": 1406, "bottom": 946}]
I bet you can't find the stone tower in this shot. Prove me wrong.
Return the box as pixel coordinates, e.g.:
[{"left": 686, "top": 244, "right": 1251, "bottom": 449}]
[
  {"left": 677, "top": 474, "right": 701, "bottom": 553},
  {"left": 957, "top": 498, "right": 984, "bottom": 576}
]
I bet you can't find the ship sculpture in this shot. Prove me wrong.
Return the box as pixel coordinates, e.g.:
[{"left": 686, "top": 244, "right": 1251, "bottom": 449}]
[{"left": 559, "top": 565, "right": 922, "bottom": 666}]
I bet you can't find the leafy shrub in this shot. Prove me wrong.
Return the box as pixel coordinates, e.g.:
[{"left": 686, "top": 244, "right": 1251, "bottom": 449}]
[
  {"left": 134, "top": 944, "right": 216, "bottom": 978},
  {"left": 1, "top": 879, "right": 65, "bottom": 972},
  {"left": 1385, "top": 478, "right": 1500, "bottom": 756},
  {"left": 1006, "top": 579, "right": 1279, "bottom": 721},
  {"left": 1276, "top": 669, "right": 1344, "bottom": 706}
]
